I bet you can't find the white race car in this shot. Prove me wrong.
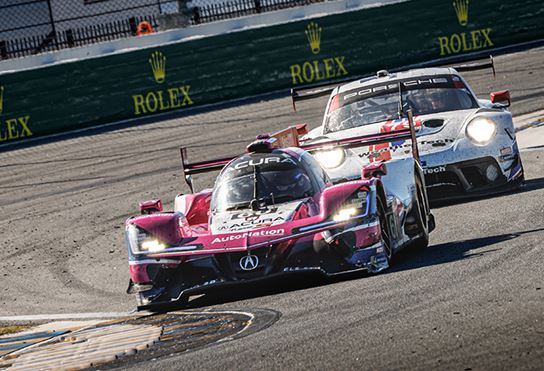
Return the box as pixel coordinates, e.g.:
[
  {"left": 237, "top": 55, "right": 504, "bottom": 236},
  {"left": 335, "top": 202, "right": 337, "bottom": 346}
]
[{"left": 295, "top": 58, "right": 524, "bottom": 202}]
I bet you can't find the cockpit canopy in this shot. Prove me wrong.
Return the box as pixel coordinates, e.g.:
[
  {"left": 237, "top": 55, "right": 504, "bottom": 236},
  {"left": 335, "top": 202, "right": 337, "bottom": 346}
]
[{"left": 211, "top": 151, "right": 315, "bottom": 212}]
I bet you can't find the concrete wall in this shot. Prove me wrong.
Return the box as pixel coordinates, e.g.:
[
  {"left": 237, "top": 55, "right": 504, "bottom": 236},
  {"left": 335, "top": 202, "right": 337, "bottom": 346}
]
[{"left": 0, "top": 0, "right": 543, "bottom": 144}]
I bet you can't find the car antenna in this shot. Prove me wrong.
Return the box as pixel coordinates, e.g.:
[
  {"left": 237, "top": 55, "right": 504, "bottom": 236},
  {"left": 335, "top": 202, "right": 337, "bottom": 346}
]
[
  {"left": 397, "top": 81, "right": 404, "bottom": 119},
  {"left": 250, "top": 164, "right": 260, "bottom": 212}
]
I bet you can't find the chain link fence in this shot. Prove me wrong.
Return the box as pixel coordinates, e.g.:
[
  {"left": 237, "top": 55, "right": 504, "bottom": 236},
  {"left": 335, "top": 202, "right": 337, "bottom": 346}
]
[{"left": 0, "top": 0, "right": 324, "bottom": 60}]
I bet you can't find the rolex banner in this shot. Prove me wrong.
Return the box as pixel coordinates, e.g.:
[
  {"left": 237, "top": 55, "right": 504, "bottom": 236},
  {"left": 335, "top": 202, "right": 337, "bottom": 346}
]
[{"left": 1, "top": 0, "right": 543, "bottom": 143}]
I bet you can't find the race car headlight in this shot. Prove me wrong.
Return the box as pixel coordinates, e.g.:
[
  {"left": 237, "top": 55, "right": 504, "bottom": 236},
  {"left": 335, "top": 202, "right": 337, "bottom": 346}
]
[
  {"left": 332, "top": 189, "right": 368, "bottom": 222},
  {"left": 141, "top": 240, "right": 167, "bottom": 252},
  {"left": 314, "top": 148, "right": 345, "bottom": 169},
  {"left": 466, "top": 117, "right": 496, "bottom": 145},
  {"left": 127, "top": 224, "right": 167, "bottom": 253},
  {"left": 333, "top": 207, "right": 357, "bottom": 222}
]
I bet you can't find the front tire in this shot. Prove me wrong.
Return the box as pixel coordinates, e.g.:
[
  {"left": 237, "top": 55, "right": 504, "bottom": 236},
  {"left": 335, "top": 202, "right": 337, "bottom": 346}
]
[
  {"left": 377, "top": 196, "right": 392, "bottom": 263},
  {"left": 409, "top": 176, "right": 430, "bottom": 250}
]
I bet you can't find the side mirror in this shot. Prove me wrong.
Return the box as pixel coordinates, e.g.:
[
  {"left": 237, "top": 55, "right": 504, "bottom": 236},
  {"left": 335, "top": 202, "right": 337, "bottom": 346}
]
[
  {"left": 362, "top": 162, "right": 387, "bottom": 180},
  {"left": 490, "top": 90, "right": 511, "bottom": 107},
  {"left": 139, "top": 199, "right": 163, "bottom": 215}
]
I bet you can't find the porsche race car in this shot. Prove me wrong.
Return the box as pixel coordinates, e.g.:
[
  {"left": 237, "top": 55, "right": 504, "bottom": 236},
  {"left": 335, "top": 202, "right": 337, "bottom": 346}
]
[
  {"left": 294, "top": 57, "right": 524, "bottom": 202},
  {"left": 125, "top": 124, "right": 434, "bottom": 311}
]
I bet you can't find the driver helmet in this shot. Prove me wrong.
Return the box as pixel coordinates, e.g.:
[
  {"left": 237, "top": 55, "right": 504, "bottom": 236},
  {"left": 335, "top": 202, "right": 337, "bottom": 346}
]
[{"left": 275, "top": 171, "right": 312, "bottom": 194}]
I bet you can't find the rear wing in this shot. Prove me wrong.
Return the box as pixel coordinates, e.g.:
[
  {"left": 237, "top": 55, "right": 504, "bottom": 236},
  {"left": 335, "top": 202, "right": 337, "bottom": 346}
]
[
  {"left": 290, "top": 85, "right": 336, "bottom": 112},
  {"left": 180, "top": 115, "right": 420, "bottom": 193},
  {"left": 451, "top": 55, "right": 495, "bottom": 77},
  {"left": 180, "top": 124, "right": 309, "bottom": 192},
  {"left": 290, "top": 55, "right": 495, "bottom": 111}
]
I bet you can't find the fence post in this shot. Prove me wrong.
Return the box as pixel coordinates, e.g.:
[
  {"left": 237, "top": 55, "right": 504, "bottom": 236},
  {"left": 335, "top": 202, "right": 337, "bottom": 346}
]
[
  {"left": 129, "top": 17, "right": 138, "bottom": 35},
  {"left": 193, "top": 7, "right": 201, "bottom": 24},
  {"left": 0, "top": 41, "right": 7, "bottom": 60},
  {"left": 255, "top": 0, "right": 261, "bottom": 13},
  {"left": 46, "top": 0, "right": 57, "bottom": 47},
  {"left": 66, "top": 29, "right": 75, "bottom": 47}
]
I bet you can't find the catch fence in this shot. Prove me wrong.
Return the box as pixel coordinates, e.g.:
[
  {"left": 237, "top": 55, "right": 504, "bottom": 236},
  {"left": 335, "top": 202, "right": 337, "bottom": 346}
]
[{"left": 0, "top": 0, "right": 324, "bottom": 60}]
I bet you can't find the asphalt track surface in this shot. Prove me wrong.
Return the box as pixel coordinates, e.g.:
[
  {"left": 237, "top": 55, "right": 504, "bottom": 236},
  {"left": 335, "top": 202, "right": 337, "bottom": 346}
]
[{"left": 1, "top": 47, "right": 544, "bottom": 369}]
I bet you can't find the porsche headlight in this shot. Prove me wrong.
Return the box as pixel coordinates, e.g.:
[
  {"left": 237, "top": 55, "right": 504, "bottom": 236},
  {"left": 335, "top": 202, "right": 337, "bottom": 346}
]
[
  {"left": 314, "top": 148, "right": 345, "bottom": 169},
  {"left": 466, "top": 117, "right": 496, "bottom": 145},
  {"left": 127, "top": 224, "right": 167, "bottom": 254}
]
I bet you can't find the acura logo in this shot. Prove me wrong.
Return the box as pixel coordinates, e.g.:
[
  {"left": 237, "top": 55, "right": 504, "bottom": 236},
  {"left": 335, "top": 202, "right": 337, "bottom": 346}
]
[{"left": 239, "top": 254, "right": 259, "bottom": 271}]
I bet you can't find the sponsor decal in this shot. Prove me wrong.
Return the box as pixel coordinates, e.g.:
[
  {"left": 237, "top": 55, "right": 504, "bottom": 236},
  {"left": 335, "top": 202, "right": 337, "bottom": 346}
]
[
  {"left": 360, "top": 137, "right": 455, "bottom": 160},
  {"left": 132, "top": 51, "right": 193, "bottom": 116},
  {"left": 343, "top": 78, "right": 449, "bottom": 102},
  {"left": 422, "top": 166, "right": 447, "bottom": 174},
  {"left": 367, "top": 118, "right": 422, "bottom": 163},
  {"left": 453, "top": 0, "right": 470, "bottom": 26},
  {"left": 500, "top": 147, "right": 513, "bottom": 156},
  {"left": 231, "top": 207, "right": 279, "bottom": 220},
  {"left": 437, "top": 0, "right": 494, "bottom": 56},
  {"left": 211, "top": 228, "right": 285, "bottom": 244},
  {"left": 289, "top": 22, "right": 348, "bottom": 85},
  {"left": 233, "top": 156, "right": 297, "bottom": 170},
  {"left": 239, "top": 255, "right": 259, "bottom": 270},
  {"left": 0, "top": 85, "right": 33, "bottom": 142},
  {"left": 218, "top": 216, "right": 286, "bottom": 232}
]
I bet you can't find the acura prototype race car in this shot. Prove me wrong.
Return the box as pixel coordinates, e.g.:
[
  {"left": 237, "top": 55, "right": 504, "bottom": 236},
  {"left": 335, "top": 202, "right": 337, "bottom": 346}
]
[
  {"left": 294, "top": 57, "right": 524, "bottom": 202},
  {"left": 125, "top": 124, "right": 434, "bottom": 311}
]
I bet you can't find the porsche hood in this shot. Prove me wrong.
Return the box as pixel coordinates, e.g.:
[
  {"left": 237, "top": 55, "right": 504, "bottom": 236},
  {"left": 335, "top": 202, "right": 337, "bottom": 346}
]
[{"left": 315, "top": 109, "right": 477, "bottom": 158}]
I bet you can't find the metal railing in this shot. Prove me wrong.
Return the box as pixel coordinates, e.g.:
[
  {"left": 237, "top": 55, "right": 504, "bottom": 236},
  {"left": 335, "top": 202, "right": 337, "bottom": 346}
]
[{"left": 0, "top": 0, "right": 325, "bottom": 60}]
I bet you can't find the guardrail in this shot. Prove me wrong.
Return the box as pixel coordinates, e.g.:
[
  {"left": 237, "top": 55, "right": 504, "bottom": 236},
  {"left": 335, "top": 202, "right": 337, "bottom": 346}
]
[{"left": 0, "top": 0, "right": 543, "bottom": 144}]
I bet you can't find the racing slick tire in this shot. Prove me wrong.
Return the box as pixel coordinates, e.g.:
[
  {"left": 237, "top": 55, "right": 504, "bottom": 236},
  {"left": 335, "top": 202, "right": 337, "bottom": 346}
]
[
  {"left": 377, "top": 196, "right": 393, "bottom": 263},
  {"left": 407, "top": 175, "right": 430, "bottom": 250}
]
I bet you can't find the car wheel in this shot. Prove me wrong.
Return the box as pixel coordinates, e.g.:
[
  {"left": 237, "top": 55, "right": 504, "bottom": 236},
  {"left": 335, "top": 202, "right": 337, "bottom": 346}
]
[
  {"left": 377, "top": 196, "right": 393, "bottom": 262},
  {"left": 410, "top": 176, "right": 430, "bottom": 250}
]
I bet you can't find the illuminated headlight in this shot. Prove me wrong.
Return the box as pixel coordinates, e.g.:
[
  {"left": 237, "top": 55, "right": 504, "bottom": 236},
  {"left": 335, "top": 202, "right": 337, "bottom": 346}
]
[
  {"left": 466, "top": 117, "right": 496, "bottom": 145},
  {"left": 332, "top": 190, "right": 368, "bottom": 222},
  {"left": 141, "top": 240, "right": 167, "bottom": 252},
  {"left": 333, "top": 207, "right": 357, "bottom": 222},
  {"left": 314, "top": 148, "right": 345, "bottom": 169},
  {"left": 127, "top": 224, "right": 167, "bottom": 253}
]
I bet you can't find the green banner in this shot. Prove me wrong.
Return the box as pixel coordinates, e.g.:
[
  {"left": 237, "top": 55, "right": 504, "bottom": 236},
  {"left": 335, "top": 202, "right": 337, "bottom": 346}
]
[{"left": 1, "top": 0, "right": 543, "bottom": 143}]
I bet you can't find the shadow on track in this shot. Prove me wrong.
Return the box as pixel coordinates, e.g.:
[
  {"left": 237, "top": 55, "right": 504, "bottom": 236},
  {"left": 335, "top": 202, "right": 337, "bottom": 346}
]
[
  {"left": 431, "top": 177, "right": 544, "bottom": 209},
  {"left": 181, "top": 273, "right": 327, "bottom": 310},
  {"left": 164, "top": 226, "right": 544, "bottom": 311},
  {"left": 389, "top": 226, "right": 544, "bottom": 273}
]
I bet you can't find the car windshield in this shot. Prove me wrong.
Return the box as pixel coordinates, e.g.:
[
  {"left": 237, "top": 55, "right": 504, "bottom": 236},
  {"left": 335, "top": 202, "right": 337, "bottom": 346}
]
[
  {"left": 211, "top": 154, "right": 314, "bottom": 212},
  {"left": 324, "top": 77, "right": 478, "bottom": 134}
]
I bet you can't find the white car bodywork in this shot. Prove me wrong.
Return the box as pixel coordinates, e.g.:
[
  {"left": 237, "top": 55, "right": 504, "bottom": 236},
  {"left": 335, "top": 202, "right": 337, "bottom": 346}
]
[{"left": 305, "top": 67, "right": 524, "bottom": 201}]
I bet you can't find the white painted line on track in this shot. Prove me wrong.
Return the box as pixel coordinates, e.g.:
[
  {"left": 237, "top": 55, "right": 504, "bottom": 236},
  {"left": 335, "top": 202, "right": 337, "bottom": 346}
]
[
  {"left": 0, "top": 312, "right": 139, "bottom": 322},
  {"left": 514, "top": 109, "right": 544, "bottom": 131}
]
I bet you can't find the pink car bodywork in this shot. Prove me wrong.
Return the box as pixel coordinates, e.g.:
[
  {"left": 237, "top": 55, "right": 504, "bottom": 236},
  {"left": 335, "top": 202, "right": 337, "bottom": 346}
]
[{"left": 125, "top": 128, "right": 433, "bottom": 311}]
